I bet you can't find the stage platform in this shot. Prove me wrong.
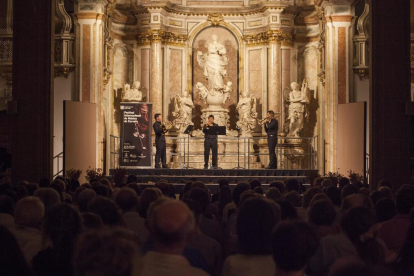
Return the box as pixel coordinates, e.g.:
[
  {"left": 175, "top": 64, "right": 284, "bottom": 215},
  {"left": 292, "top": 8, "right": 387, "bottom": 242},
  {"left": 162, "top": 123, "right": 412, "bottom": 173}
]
[{"left": 109, "top": 169, "right": 318, "bottom": 193}]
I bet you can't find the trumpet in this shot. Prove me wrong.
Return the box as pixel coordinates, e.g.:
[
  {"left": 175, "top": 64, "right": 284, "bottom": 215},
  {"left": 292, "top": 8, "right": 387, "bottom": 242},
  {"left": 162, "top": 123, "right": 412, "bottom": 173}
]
[
  {"left": 258, "top": 117, "right": 270, "bottom": 125},
  {"left": 161, "top": 121, "right": 173, "bottom": 131}
]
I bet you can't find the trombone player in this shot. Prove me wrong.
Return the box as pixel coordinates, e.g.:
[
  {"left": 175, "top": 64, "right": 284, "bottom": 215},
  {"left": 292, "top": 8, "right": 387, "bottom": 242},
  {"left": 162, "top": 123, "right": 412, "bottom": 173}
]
[
  {"left": 263, "top": 110, "right": 278, "bottom": 169},
  {"left": 153, "top": 113, "right": 169, "bottom": 169},
  {"left": 203, "top": 115, "right": 218, "bottom": 169}
]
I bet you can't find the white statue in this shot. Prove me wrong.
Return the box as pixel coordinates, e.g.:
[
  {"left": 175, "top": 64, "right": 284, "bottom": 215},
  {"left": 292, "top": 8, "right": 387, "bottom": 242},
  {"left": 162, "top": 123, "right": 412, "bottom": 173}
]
[
  {"left": 286, "top": 79, "right": 310, "bottom": 137},
  {"left": 121, "top": 81, "right": 144, "bottom": 102},
  {"left": 236, "top": 91, "right": 258, "bottom": 137},
  {"left": 172, "top": 90, "right": 195, "bottom": 132},
  {"left": 196, "top": 34, "right": 229, "bottom": 91}
]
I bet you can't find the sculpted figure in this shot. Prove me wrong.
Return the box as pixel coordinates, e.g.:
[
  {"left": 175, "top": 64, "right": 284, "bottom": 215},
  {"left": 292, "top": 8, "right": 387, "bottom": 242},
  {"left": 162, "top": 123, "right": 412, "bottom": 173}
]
[
  {"left": 172, "top": 90, "right": 195, "bottom": 132},
  {"left": 196, "top": 34, "right": 228, "bottom": 91},
  {"left": 122, "top": 81, "right": 143, "bottom": 102},
  {"left": 286, "top": 80, "right": 310, "bottom": 137},
  {"left": 236, "top": 91, "right": 258, "bottom": 137}
]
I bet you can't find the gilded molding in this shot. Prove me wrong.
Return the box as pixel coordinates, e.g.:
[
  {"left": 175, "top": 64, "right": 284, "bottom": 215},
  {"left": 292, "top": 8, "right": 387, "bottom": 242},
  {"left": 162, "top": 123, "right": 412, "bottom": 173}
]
[
  {"left": 207, "top": 14, "right": 224, "bottom": 26},
  {"left": 75, "top": 13, "right": 105, "bottom": 20},
  {"left": 327, "top": 15, "right": 353, "bottom": 22},
  {"left": 354, "top": 68, "right": 369, "bottom": 80},
  {"left": 54, "top": 66, "right": 75, "bottom": 78},
  {"left": 136, "top": 30, "right": 188, "bottom": 46},
  {"left": 243, "top": 30, "right": 293, "bottom": 47}
]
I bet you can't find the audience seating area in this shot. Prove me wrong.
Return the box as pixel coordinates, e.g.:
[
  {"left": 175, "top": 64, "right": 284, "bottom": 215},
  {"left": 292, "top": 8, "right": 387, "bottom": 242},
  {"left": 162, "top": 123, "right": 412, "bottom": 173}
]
[{"left": 0, "top": 175, "right": 413, "bottom": 276}]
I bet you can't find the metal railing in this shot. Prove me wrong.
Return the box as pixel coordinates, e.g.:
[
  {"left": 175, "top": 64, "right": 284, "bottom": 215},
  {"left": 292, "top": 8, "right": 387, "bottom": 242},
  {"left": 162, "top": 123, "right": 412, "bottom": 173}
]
[
  {"left": 110, "top": 135, "right": 318, "bottom": 170},
  {"left": 53, "top": 152, "right": 64, "bottom": 177}
]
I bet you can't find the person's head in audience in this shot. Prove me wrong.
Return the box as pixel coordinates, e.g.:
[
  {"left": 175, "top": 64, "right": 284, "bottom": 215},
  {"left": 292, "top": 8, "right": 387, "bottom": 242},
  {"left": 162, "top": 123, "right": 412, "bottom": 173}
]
[
  {"left": 92, "top": 184, "right": 109, "bottom": 198},
  {"left": 75, "top": 187, "right": 87, "bottom": 204},
  {"left": 254, "top": 186, "right": 264, "bottom": 195},
  {"left": 233, "top": 182, "right": 251, "bottom": 207},
  {"left": 155, "top": 181, "right": 170, "bottom": 196},
  {"left": 272, "top": 221, "right": 319, "bottom": 274},
  {"left": 340, "top": 207, "right": 376, "bottom": 248},
  {"left": 0, "top": 226, "right": 34, "bottom": 276},
  {"left": 191, "top": 181, "right": 207, "bottom": 191},
  {"left": 127, "top": 174, "right": 138, "bottom": 184},
  {"left": 14, "top": 196, "right": 44, "bottom": 229},
  {"left": 0, "top": 195, "right": 14, "bottom": 215},
  {"left": 359, "top": 187, "right": 370, "bottom": 197},
  {"left": 285, "top": 178, "right": 300, "bottom": 193},
  {"left": 378, "top": 186, "right": 393, "bottom": 200},
  {"left": 284, "top": 190, "right": 301, "bottom": 207},
  {"left": 74, "top": 228, "right": 140, "bottom": 276},
  {"left": 34, "top": 188, "right": 61, "bottom": 214},
  {"left": 42, "top": 203, "right": 82, "bottom": 256},
  {"left": 302, "top": 187, "right": 323, "bottom": 208},
  {"left": 269, "top": 181, "right": 285, "bottom": 194},
  {"left": 149, "top": 200, "right": 195, "bottom": 254},
  {"left": 308, "top": 199, "right": 336, "bottom": 228},
  {"left": 278, "top": 200, "right": 299, "bottom": 221},
  {"left": 115, "top": 188, "right": 138, "bottom": 213},
  {"left": 313, "top": 177, "right": 325, "bottom": 188},
  {"left": 126, "top": 183, "right": 140, "bottom": 196},
  {"left": 77, "top": 189, "right": 96, "bottom": 213},
  {"left": 266, "top": 187, "right": 282, "bottom": 202},
  {"left": 168, "top": 184, "right": 176, "bottom": 198},
  {"left": 50, "top": 182, "right": 63, "bottom": 202},
  {"left": 338, "top": 177, "right": 350, "bottom": 190},
  {"left": 249, "top": 179, "right": 262, "bottom": 190},
  {"left": 188, "top": 188, "right": 210, "bottom": 215},
  {"left": 81, "top": 212, "right": 103, "bottom": 230},
  {"left": 375, "top": 198, "right": 396, "bottom": 223},
  {"left": 237, "top": 197, "right": 279, "bottom": 255},
  {"left": 218, "top": 179, "right": 229, "bottom": 189},
  {"left": 239, "top": 190, "right": 259, "bottom": 207},
  {"left": 309, "top": 193, "right": 330, "bottom": 206},
  {"left": 369, "top": 190, "right": 386, "bottom": 207},
  {"left": 325, "top": 186, "right": 342, "bottom": 207},
  {"left": 395, "top": 185, "right": 414, "bottom": 215},
  {"left": 378, "top": 179, "right": 392, "bottom": 190},
  {"left": 26, "top": 183, "right": 39, "bottom": 196},
  {"left": 218, "top": 186, "right": 232, "bottom": 210},
  {"left": 99, "top": 178, "right": 111, "bottom": 188},
  {"left": 322, "top": 179, "right": 333, "bottom": 189},
  {"left": 180, "top": 182, "right": 193, "bottom": 199},
  {"left": 68, "top": 179, "right": 80, "bottom": 193},
  {"left": 341, "top": 194, "right": 372, "bottom": 213},
  {"left": 89, "top": 178, "right": 99, "bottom": 185},
  {"left": 52, "top": 179, "right": 66, "bottom": 193},
  {"left": 341, "top": 184, "right": 360, "bottom": 201},
  {"left": 183, "top": 199, "right": 203, "bottom": 226},
  {"left": 13, "top": 184, "right": 28, "bottom": 200},
  {"left": 139, "top": 187, "right": 162, "bottom": 218},
  {"left": 88, "top": 196, "right": 120, "bottom": 226},
  {"left": 39, "top": 178, "right": 50, "bottom": 188}
]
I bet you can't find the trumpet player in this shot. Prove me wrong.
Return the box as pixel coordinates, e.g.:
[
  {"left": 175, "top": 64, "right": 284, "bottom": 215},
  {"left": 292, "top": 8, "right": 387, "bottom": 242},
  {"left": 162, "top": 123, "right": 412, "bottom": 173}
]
[
  {"left": 203, "top": 115, "right": 218, "bottom": 169},
  {"left": 153, "top": 113, "right": 169, "bottom": 169},
  {"left": 264, "top": 110, "right": 278, "bottom": 169}
]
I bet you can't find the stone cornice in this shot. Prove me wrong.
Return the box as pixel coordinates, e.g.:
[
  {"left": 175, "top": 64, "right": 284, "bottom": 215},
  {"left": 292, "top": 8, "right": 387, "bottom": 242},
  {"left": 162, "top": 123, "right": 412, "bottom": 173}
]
[
  {"left": 243, "top": 30, "right": 294, "bottom": 47},
  {"left": 136, "top": 29, "right": 188, "bottom": 46}
]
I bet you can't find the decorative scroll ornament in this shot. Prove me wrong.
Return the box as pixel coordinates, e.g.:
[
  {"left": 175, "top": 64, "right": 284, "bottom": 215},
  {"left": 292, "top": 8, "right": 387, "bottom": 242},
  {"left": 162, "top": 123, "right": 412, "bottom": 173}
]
[
  {"left": 353, "top": 1, "right": 370, "bottom": 80},
  {"left": 207, "top": 14, "right": 224, "bottom": 26}
]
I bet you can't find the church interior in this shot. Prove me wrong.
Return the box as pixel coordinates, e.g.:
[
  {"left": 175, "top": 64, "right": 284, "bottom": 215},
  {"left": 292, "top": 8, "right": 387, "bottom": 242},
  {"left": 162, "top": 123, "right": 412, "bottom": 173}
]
[
  {"left": 1, "top": 1, "right": 414, "bottom": 276},
  {"left": 0, "top": 0, "right": 413, "bottom": 187}
]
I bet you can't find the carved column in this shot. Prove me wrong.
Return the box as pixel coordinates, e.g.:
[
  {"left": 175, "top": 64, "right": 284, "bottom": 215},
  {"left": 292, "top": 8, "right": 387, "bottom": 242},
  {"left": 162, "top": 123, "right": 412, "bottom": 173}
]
[
  {"left": 150, "top": 30, "right": 163, "bottom": 115},
  {"left": 74, "top": 0, "right": 110, "bottom": 169},
  {"left": 321, "top": 1, "right": 356, "bottom": 172},
  {"left": 267, "top": 31, "right": 282, "bottom": 122}
]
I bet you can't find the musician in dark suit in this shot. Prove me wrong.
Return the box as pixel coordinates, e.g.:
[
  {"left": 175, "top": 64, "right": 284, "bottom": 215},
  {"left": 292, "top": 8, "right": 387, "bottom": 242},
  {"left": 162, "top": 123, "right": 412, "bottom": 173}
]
[
  {"left": 264, "top": 110, "right": 278, "bottom": 169},
  {"left": 153, "top": 113, "right": 169, "bottom": 169},
  {"left": 203, "top": 115, "right": 218, "bottom": 169}
]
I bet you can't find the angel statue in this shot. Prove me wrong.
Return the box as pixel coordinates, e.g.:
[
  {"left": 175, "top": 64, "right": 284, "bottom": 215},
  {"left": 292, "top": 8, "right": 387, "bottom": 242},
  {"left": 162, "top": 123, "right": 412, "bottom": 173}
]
[
  {"left": 121, "top": 81, "right": 144, "bottom": 102},
  {"left": 196, "top": 34, "right": 229, "bottom": 91},
  {"left": 283, "top": 79, "right": 310, "bottom": 137},
  {"left": 172, "top": 90, "right": 195, "bottom": 133},
  {"left": 196, "top": 82, "right": 210, "bottom": 104},
  {"left": 236, "top": 91, "right": 258, "bottom": 137}
]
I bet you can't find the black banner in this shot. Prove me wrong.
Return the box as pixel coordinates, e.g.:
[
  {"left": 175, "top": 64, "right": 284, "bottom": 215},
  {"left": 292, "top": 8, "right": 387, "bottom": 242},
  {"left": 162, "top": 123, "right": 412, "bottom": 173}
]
[{"left": 120, "top": 103, "right": 152, "bottom": 168}]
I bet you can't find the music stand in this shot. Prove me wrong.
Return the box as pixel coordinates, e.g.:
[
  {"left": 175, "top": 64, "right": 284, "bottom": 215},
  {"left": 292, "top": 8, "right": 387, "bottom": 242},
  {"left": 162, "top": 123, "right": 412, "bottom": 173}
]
[
  {"left": 183, "top": 125, "right": 194, "bottom": 169},
  {"left": 206, "top": 126, "right": 226, "bottom": 169},
  {"left": 233, "top": 127, "right": 244, "bottom": 169}
]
